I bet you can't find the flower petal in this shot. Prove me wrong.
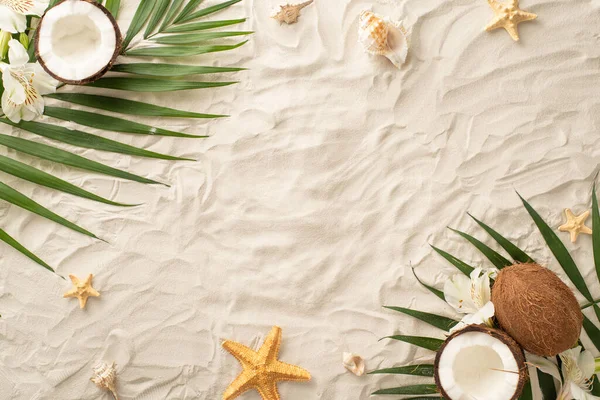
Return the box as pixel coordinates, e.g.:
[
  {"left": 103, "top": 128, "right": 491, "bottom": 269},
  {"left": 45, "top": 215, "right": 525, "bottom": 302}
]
[
  {"left": 444, "top": 273, "right": 479, "bottom": 314},
  {"left": 8, "top": 39, "right": 29, "bottom": 66},
  {"left": 32, "top": 63, "right": 59, "bottom": 95},
  {"left": 0, "top": 6, "right": 27, "bottom": 33},
  {"left": 2, "top": 91, "right": 23, "bottom": 123},
  {"left": 3, "top": 70, "right": 26, "bottom": 105},
  {"left": 526, "top": 352, "right": 562, "bottom": 383},
  {"left": 470, "top": 267, "right": 493, "bottom": 308},
  {"left": 578, "top": 350, "right": 595, "bottom": 380}
]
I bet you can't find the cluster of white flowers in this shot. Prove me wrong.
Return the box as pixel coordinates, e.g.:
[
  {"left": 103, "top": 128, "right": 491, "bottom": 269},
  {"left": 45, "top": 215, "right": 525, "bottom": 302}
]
[
  {"left": 0, "top": 0, "right": 57, "bottom": 123},
  {"left": 443, "top": 267, "right": 600, "bottom": 400}
]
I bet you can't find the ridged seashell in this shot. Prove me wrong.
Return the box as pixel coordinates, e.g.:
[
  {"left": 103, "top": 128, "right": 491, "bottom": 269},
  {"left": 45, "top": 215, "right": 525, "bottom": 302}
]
[
  {"left": 91, "top": 362, "right": 119, "bottom": 400},
  {"left": 343, "top": 352, "right": 365, "bottom": 376},
  {"left": 358, "top": 10, "right": 408, "bottom": 69},
  {"left": 272, "top": 0, "right": 314, "bottom": 25}
]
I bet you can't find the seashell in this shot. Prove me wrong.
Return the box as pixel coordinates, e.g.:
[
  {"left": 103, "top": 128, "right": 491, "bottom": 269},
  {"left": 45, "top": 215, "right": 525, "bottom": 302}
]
[
  {"left": 358, "top": 10, "right": 409, "bottom": 69},
  {"left": 272, "top": 0, "right": 314, "bottom": 25},
  {"left": 91, "top": 362, "right": 119, "bottom": 400},
  {"left": 343, "top": 352, "right": 365, "bottom": 376}
]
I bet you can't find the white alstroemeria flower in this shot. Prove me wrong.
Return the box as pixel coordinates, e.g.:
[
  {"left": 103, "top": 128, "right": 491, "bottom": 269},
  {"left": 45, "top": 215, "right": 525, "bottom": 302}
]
[
  {"left": 0, "top": 0, "right": 48, "bottom": 33},
  {"left": 449, "top": 301, "right": 495, "bottom": 334},
  {"left": 0, "top": 40, "right": 58, "bottom": 123},
  {"left": 444, "top": 267, "right": 498, "bottom": 313},
  {"left": 444, "top": 267, "right": 498, "bottom": 332},
  {"left": 528, "top": 347, "right": 600, "bottom": 400}
]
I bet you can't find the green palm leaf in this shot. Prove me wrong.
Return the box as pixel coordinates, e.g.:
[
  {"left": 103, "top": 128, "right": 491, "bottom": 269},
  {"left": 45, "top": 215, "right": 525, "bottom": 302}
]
[
  {"left": 583, "top": 315, "right": 600, "bottom": 352},
  {"left": 47, "top": 93, "right": 225, "bottom": 119},
  {"left": 125, "top": 40, "right": 248, "bottom": 57},
  {"left": 158, "top": 0, "right": 185, "bottom": 32},
  {"left": 87, "top": 77, "right": 237, "bottom": 92},
  {"left": 173, "top": 0, "right": 205, "bottom": 23},
  {"left": 2, "top": 120, "right": 191, "bottom": 161},
  {"left": 519, "top": 193, "right": 595, "bottom": 302},
  {"left": 412, "top": 267, "right": 445, "bottom": 301},
  {"left": 537, "top": 370, "right": 557, "bottom": 399},
  {"left": 381, "top": 335, "right": 443, "bottom": 352},
  {"left": 519, "top": 380, "right": 533, "bottom": 400},
  {"left": 369, "top": 364, "right": 434, "bottom": 377},
  {"left": 122, "top": 0, "right": 157, "bottom": 50},
  {"left": 468, "top": 213, "right": 535, "bottom": 264},
  {"left": 0, "top": 155, "right": 135, "bottom": 207},
  {"left": 144, "top": 0, "right": 171, "bottom": 38},
  {"left": 177, "top": 0, "right": 242, "bottom": 24},
  {"left": 162, "top": 18, "right": 246, "bottom": 33},
  {"left": 430, "top": 244, "right": 474, "bottom": 276},
  {"left": 43, "top": 107, "right": 204, "bottom": 138},
  {"left": 0, "top": 134, "right": 162, "bottom": 185},
  {"left": 372, "top": 384, "right": 439, "bottom": 396},
  {"left": 105, "top": 0, "right": 121, "bottom": 17},
  {"left": 150, "top": 31, "right": 252, "bottom": 44},
  {"left": 111, "top": 63, "right": 245, "bottom": 77},
  {"left": 0, "top": 181, "right": 97, "bottom": 239},
  {"left": 0, "top": 228, "right": 54, "bottom": 272},
  {"left": 383, "top": 306, "right": 458, "bottom": 331},
  {"left": 592, "top": 184, "right": 600, "bottom": 288},
  {"left": 449, "top": 227, "right": 512, "bottom": 269}
]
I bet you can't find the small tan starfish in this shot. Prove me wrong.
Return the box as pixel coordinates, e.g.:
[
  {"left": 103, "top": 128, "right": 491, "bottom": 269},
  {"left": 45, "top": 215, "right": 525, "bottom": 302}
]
[
  {"left": 558, "top": 208, "right": 592, "bottom": 243},
  {"left": 63, "top": 274, "right": 100, "bottom": 309},
  {"left": 222, "top": 326, "right": 310, "bottom": 400},
  {"left": 485, "top": 0, "right": 537, "bottom": 41}
]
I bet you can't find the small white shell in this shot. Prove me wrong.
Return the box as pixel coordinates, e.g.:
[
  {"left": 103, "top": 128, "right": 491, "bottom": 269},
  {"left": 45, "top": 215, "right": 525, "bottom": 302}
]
[
  {"left": 91, "top": 362, "right": 119, "bottom": 400},
  {"left": 343, "top": 352, "right": 366, "bottom": 376},
  {"left": 358, "top": 10, "right": 408, "bottom": 69}
]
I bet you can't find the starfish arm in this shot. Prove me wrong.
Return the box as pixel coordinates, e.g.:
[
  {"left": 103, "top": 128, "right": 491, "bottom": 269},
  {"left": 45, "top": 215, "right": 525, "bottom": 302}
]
[
  {"left": 582, "top": 226, "right": 593, "bottom": 235},
  {"left": 485, "top": 17, "right": 505, "bottom": 32},
  {"left": 271, "top": 361, "right": 311, "bottom": 382},
  {"left": 258, "top": 326, "right": 282, "bottom": 363},
  {"left": 85, "top": 274, "right": 94, "bottom": 285},
  {"left": 69, "top": 274, "right": 80, "bottom": 285},
  {"left": 88, "top": 288, "right": 100, "bottom": 297},
  {"left": 63, "top": 289, "right": 78, "bottom": 298},
  {"left": 223, "top": 372, "right": 254, "bottom": 400},
  {"left": 504, "top": 23, "right": 520, "bottom": 41},
  {"left": 580, "top": 210, "right": 591, "bottom": 220},
  {"left": 565, "top": 209, "right": 575, "bottom": 219},
  {"left": 514, "top": 11, "right": 537, "bottom": 23},
  {"left": 256, "top": 381, "right": 281, "bottom": 400},
  {"left": 487, "top": 0, "right": 504, "bottom": 12},
  {"left": 570, "top": 230, "right": 579, "bottom": 243},
  {"left": 509, "top": 0, "right": 519, "bottom": 7},
  {"left": 222, "top": 341, "right": 261, "bottom": 368},
  {"left": 78, "top": 295, "right": 88, "bottom": 309}
]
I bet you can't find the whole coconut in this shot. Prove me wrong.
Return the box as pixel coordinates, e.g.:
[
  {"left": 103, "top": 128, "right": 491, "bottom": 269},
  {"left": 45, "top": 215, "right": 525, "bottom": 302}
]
[{"left": 492, "top": 263, "right": 583, "bottom": 356}]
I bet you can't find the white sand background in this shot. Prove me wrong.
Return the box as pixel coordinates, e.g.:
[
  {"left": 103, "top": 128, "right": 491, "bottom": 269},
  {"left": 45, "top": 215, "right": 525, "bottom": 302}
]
[{"left": 2, "top": 0, "right": 600, "bottom": 398}]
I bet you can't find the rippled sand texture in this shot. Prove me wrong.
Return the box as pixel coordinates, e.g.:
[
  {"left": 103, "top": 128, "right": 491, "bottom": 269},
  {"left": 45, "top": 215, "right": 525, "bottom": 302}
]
[{"left": 2, "top": 0, "right": 600, "bottom": 398}]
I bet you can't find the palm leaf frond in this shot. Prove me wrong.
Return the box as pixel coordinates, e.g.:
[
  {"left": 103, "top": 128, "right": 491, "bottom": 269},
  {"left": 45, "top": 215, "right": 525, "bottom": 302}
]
[
  {"left": 0, "top": 133, "right": 162, "bottom": 185},
  {"left": 47, "top": 93, "right": 226, "bottom": 119},
  {"left": 412, "top": 267, "right": 445, "bottom": 301},
  {"left": 124, "top": 40, "right": 247, "bottom": 57},
  {"left": 150, "top": 31, "right": 252, "bottom": 45},
  {"left": 369, "top": 364, "right": 434, "bottom": 377},
  {"left": 430, "top": 244, "right": 474, "bottom": 276},
  {"left": 177, "top": 0, "right": 242, "bottom": 24},
  {"left": 372, "top": 384, "right": 438, "bottom": 396},
  {"left": 383, "top": 306, "right": 458, "bottom": 331},
  {"left": 87, "top": 77, "right": 237, "bottom": 92},
  {"left": 2, "top": 120, "right": 191, "bottom": 161},
  {"left": 468, "top": 213, "right": 535, "bottom": 264},
  {"left": 172, "top": 0, "right": 205, "bottom": 23},
  {"left": 111, "top": 63, "right": 245, "bottom": 77},
  {"left": 0, "top": 155, "right": 135, "bottom": 207},
  {"left": 449, "top": 227, "right": 512, "bottom": 269},
  {"left": 43, "top": 107, "right": 204, "bottom": 138},
  {"left": 0, "top": 181, "right": 97, "bottom": 239},
  {"left": 162, "top": 18, "right": 247, "bottom": 33},
  {"left": 105, "top": 0, "right": 121, "bottom": 17},
  {"left": 144, "top": 0, "right": 171, "bottom": 38},
  {"left": 121, "top": 0, "right": 157, "bottom": 50},
  {"left": 381, "top": 335, "right": 443, "bottom": 352},
  {"left": 0, "top": 228, "right": 53, "bottom": 272},
  {"left": 158, "top": 0, "right": 185, "bottom": 31}
]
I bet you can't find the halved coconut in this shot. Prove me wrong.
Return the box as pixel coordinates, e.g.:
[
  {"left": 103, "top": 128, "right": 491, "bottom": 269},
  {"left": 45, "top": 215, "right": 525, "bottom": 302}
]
[
  {"left": 35, "top": 0, "right": 121, "bottom": 85},
  {"left": 434, "top": 325, "right": 528, "bottom": 400}
]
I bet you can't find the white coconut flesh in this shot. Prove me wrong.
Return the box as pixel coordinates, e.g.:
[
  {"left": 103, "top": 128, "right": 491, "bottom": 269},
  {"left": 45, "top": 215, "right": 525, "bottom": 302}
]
[
  {"left": 37, "top": 0, "right": 119, "bottom": 82},
  {"left": 437, "top": 331, "right": 520, "bottom": 400}
]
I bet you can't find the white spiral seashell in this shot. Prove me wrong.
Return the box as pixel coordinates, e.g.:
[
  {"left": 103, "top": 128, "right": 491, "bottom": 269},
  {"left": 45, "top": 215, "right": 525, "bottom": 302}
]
[
  {"left": 358, "top": 10, "right": 409, "bottom": 69},
  {"left": 91, "top": 362, "right": 119, "bottom": 400},
  {"left": 343, "top": 352, "right": 366, "bottom": 376}
]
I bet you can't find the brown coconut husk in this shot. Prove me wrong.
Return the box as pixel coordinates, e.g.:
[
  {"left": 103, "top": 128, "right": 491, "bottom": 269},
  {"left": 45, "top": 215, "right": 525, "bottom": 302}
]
[
  {"left": 434, "top": 324, "right": 528, "bottom": 400},
  {"left": 492, "top": 263, "right": 583, "bottom": 356},
  {"left": 35, "top": 0, "right": 122, "bottom": 85}
]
